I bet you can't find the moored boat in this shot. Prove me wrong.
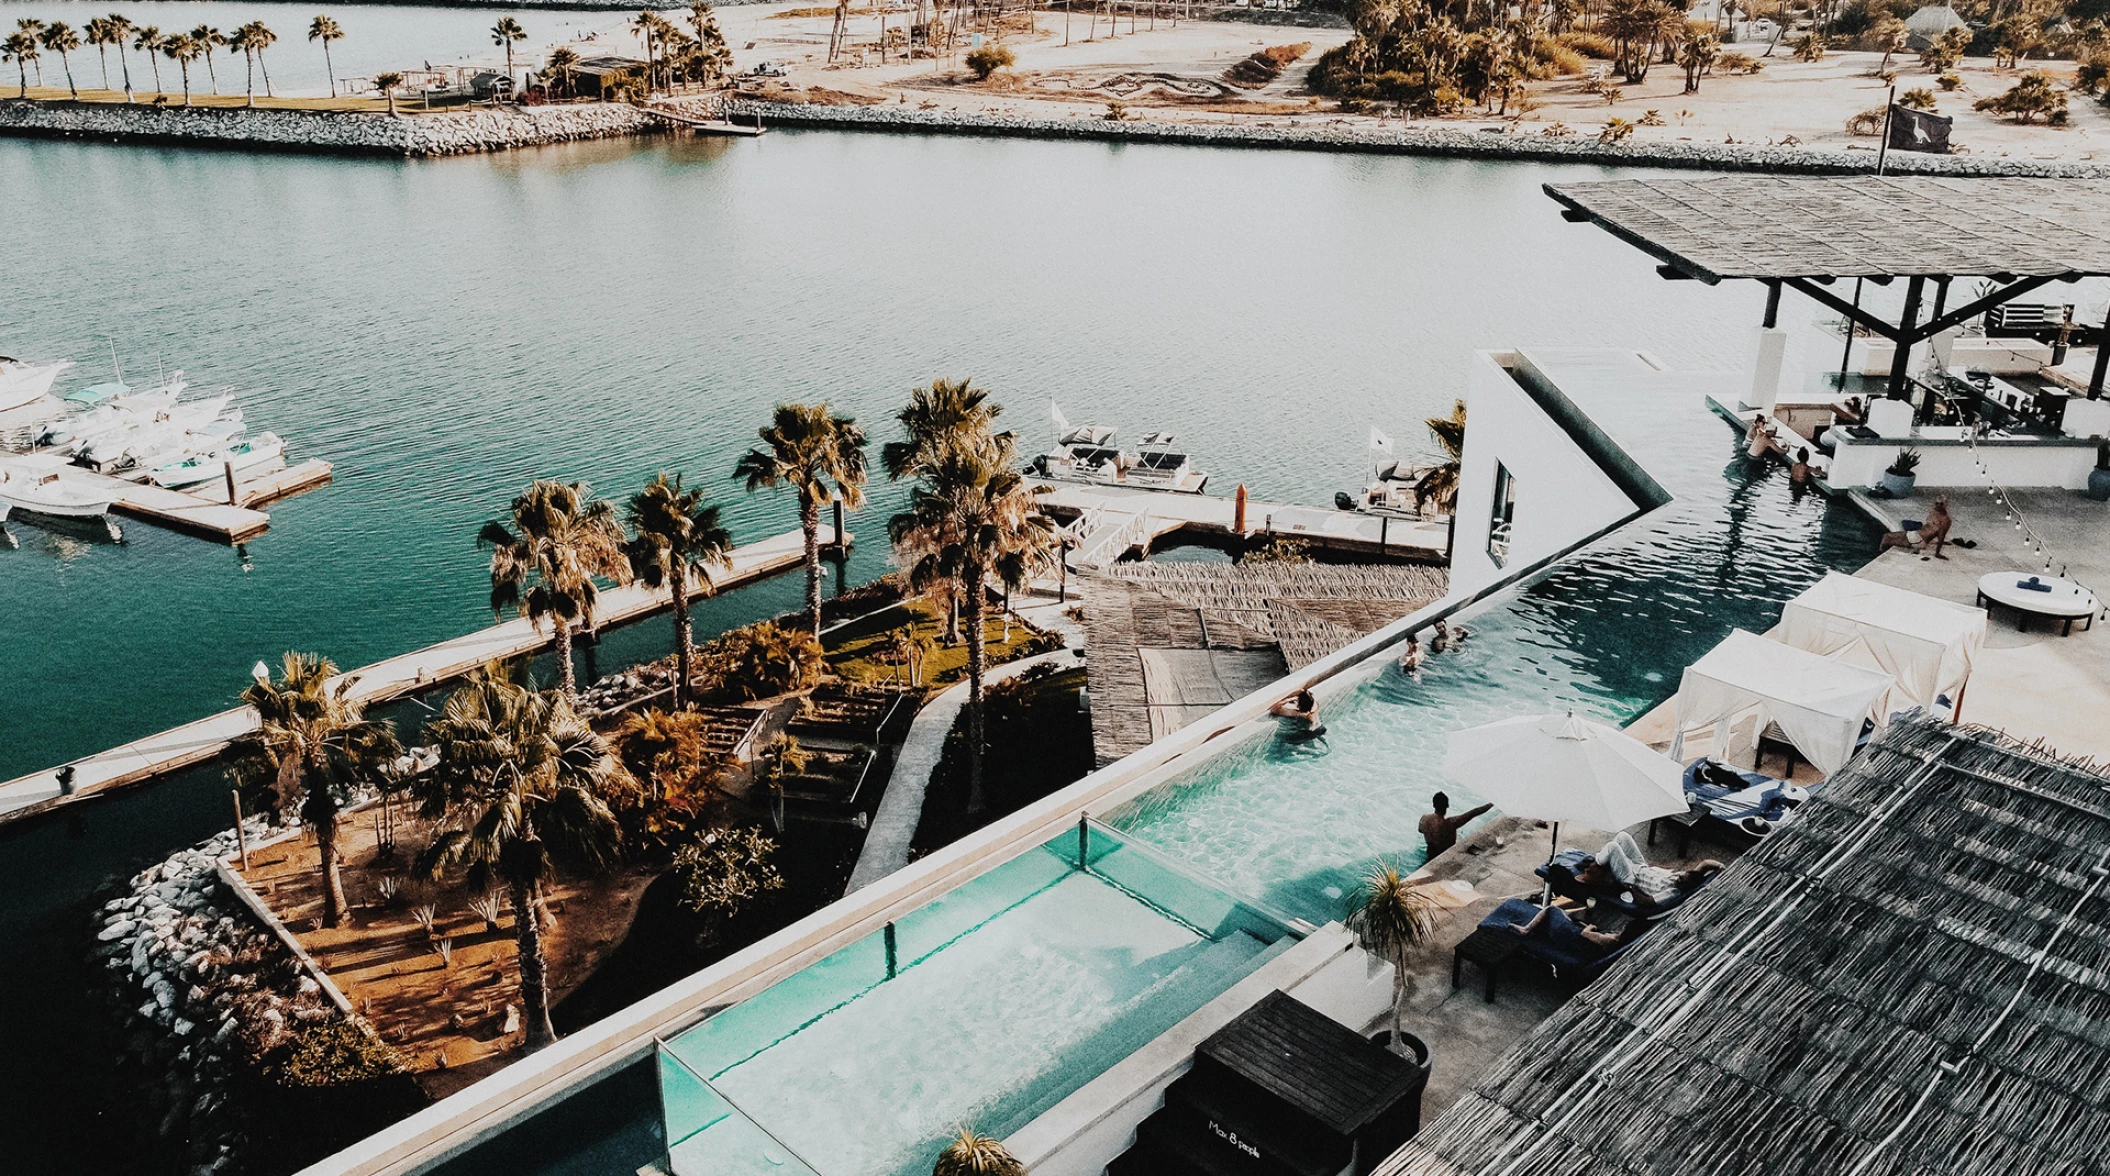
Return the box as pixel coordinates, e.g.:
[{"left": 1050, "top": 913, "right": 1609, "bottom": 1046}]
[
  {"left": 0, "top": 357, "right": 74, "bottom": 413},
  {"left": 1030, "top": 404, "right": 1211, "bottom": 494},
  {"left": 0, "top": 460, "right": 114, "bottom": 519},
  {"left": 147, "top": 433, "right": 284, "bottom": 489}
]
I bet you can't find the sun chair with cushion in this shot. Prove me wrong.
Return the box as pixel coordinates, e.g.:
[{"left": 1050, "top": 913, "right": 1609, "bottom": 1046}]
[
  {"left": 1535, "top": 850, "right": 1703, "bottom": 919},
  {"left": 1477, "top": 897, "right": 1636, "bottom": 985},
  {"left": 1680, "top": 757, "right": 1809, "bottom": 845}
]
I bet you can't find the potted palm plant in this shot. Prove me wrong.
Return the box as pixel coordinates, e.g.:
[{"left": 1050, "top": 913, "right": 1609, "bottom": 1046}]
[
  {"left": 1346, "top": 859, "right": 1436, "bottom": 1077},
  {"left": 932, "top": 1128, "right": 1023, "bottom": 1176},
  {"left": 1882, "top": 449, "right": 1922, "bottom": 498}
]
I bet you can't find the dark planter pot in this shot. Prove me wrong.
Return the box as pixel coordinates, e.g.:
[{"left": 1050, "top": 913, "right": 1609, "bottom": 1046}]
[
  {"left": 1368, "top": 1028, "right": 1434, "bottom": 1085},
  {"left": 2089, "top": 466, "right": 2110, "bottom": 503},
  {"left": 1881, "top": 470, "right": 1917, "bottom": 499}
]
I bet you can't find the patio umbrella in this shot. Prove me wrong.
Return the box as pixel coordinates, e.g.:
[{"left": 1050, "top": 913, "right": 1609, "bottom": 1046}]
[{"left": 1443, "top": 711, "right": 1688, "bottom": 901}]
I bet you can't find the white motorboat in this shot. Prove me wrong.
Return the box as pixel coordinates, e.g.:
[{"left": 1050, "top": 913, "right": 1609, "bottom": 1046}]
[
  {"left": 0, "top": 462, "right": 114, "bottom": 519},
  {"left": 1029, "top": 404, "right": 1211, "bottom": 494},
  {"left": 148, "top": 433, "right": 284, "bottom": 489},
  {"left": 1341, "top": 457, "right": 1440, "bottom": 518},
  {"left": 0, "top": 357, "right": 74, "bottom": 413}
]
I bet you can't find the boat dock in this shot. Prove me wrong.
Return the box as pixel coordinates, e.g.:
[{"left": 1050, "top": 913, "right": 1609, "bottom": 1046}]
[
  {"left": 1032, "top": 481, "right": 1450, "bottom": 567},
  {"left": 0, "top": 522, "right": 845, "bottom": 825},
  {"left": 0, "top": 448, "right": 335, "bottom": 544},
  {"left": 641, "top": 105, "right": 765, "bottom": 136}
]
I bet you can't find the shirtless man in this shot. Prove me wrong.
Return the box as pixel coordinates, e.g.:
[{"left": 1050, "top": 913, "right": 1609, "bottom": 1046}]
[
  {"left": 1880, "top": 494, "right": 1953, "bottom": 560},
  {"left": 1419, "top": 791, "right": 1494, "bottom": 859}
]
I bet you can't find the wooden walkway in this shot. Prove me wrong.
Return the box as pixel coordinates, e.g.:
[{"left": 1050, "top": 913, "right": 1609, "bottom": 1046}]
[
  {"left": 0, "top": 452, "right": 275, "bottom": 542},
  {"left": 1032, "top": 480, "right": 1450, "bottom": 564},
  {"left": 0, "top": 523, "right": 844, "bottom": 825},
  {"left": 641, "top": 105, "right": 764, "bottom": 136}
]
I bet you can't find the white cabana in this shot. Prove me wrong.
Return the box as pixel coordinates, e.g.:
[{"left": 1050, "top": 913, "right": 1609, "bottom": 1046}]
[
  {"left": 1778, "top": 572, "right": 1986, "bottom": 720},
  {"left": 1671, "top": 630, "right": 1895, "bottom": 776}
]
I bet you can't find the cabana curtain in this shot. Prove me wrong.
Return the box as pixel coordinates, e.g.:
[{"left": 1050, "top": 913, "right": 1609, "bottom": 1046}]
[
  {"left": 1778, "top": 572, "right": 1986, "bottom": 718},
  {"left": 1672, "top": 630, "right": 1895, "bottom": 775}
]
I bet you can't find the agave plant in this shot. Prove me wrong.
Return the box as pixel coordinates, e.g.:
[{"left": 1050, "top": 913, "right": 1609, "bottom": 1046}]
[
  {"left": 376, "top": 875, "right": 402, "bottom": 905},
  {"left": 413, "top": 903, "right": 439, "bottom": 937},
  {"left": 436, "top": 937, "right": 455, "bottom": 968},
  {"left": 469, "top": 891, "right": 503, "bottom": 931}
]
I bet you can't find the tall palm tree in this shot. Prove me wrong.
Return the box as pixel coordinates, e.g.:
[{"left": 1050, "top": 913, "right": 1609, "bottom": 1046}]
[
  {"left": 163, "top": 33, "right": 200, "bottom": 105},
  {"left": 3, "top": 32, "right": 37, "bottom": 98},
  {"left": 104, "top": 12, "right": 135, "bottom": 101},
  {"left": 239, "top": 653, "right": 400, "bottom": 930},
  {"left": 416, "top": 670, "right": 622, "bottom": 1050},
  {"left": 85, "top": 17, "right": 112, "bottom": 90},
  {"left": 14, "top": 19, "right": 45, "bottom": 85},
  {"left": 229, "top": 23, "right": 260, "bottom": 105},
  {"left": 308, "top": 15, "right": 344, "bottom": 98},
  {"left": 242, "top": 20, "right": 278, "bottom": 97},
  {"left": 1346, "top": 859, "right": 1438, "bottom": 1057},
  {"left": 543, "top": 44, "right": 579, "bottom": 99},
  {"left": 626, "top": 474, "right": 734, "bottom": 707},
  {"left": 630, "top": 10, "right": 658, "bottom": 94},
  {"left": 889, "top": 437, "right": 1051, "bottom": 815},
  {"left": 734, "top": 404, "right": 868, "bottom": 640},
  {"left": 492, "top": 17, "right": 527, "bottom": 93},
  {"left": 133, "top": 25, "right": 164, "bottom": 95},
  {"left": 40, "top": 22, "right": 81, "bottom": 99},
  {"left": 881, "top": 377, "right": 1008, "bottom": 481},
  {"left": 1414, "top": 398, "right": 1466, "bottom": 515},
  {"left": 191, "top": 25, "right": 225, "bottom": 94},
  {"left": 480, "top": 480, "right": 632, "bottom": 700}
]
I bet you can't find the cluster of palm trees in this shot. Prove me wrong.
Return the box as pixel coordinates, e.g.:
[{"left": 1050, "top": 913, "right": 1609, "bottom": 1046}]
[{"left": 5, "top": 13, "right": 288, "bottom": 106}]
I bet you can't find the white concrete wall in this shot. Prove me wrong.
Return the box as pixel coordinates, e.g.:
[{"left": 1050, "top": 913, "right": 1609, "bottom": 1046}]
[
  {"left": 1843, "top": 334, "right": 2055, "bottom": 376},
  {"left": 1006, "top": 925, "right": 1394, "bottom": 1176},
  {"left": 1829, "top": 435, "right": 2100, "bottom": 490},
  {"left": 1447, "top": 350, "right": 1638, "bottom": 597}
]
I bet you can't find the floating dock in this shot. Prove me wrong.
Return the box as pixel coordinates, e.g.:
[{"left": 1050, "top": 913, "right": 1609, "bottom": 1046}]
[
  {"left": 0, "top": 523, "right": 845, "bottom": 824},
  {"left": 1032, "top": 481, "right": 1450, "bottom": 567},
  {"left": 641, "top": 105, "right": 765, "bottom": 136}
]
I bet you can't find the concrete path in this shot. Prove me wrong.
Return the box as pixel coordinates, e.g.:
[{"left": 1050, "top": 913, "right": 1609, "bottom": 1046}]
[
  {"left": 0, "top": 524, "right": 842, "bottom": 825},
  {"left": 844, "top": 647, "right": 1076, "bottom": 894}
]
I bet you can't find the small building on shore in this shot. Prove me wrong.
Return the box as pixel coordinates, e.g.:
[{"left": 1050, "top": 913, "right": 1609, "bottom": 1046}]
[{"left": 1904, "top": 4, "right": 1970, "bottom": 48}]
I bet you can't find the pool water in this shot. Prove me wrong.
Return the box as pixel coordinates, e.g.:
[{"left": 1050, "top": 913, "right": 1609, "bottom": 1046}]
[
  {"left": 1110, "top": 357, "right": 1881, "bottom": 926},
  {"left": 657, "top": 826, "right": 1294, "bottom": 1176}
]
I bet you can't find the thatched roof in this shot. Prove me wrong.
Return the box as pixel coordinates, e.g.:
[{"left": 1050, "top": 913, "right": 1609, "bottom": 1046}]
[
  {"left": 1081, "top": 562, "right": 1446, "bottom": 765},
  {"left": 1376, "top": 714, "right": 2110, "bottom": 1176},
  {"left": 1544, "top": 178, "right": 2110, "bottom": 282}
]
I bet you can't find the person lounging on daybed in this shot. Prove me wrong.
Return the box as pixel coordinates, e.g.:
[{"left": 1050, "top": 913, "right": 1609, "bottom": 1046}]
[
  {"left": 1536, "top": 832, "right": 1724, "bottom": 917},
  {"left": 1479, "top": 897, "right": 1637, "bottom": 984}
]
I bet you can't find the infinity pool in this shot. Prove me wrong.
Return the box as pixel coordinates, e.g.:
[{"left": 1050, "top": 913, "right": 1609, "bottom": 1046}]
[{"left": 657, "top": 825, "right": 1295, "bottom": 1176}]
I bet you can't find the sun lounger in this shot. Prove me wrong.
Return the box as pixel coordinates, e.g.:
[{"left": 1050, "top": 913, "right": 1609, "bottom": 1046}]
[
  {"left": 1477, "top": 897, "right": 1636, "bottom": 985},
  {"left": 1534, "top": 850, "right": 1694, "bottom": 919},
  {"left": 1680, "top": 757, "right": 1808, "bottom": 844}
]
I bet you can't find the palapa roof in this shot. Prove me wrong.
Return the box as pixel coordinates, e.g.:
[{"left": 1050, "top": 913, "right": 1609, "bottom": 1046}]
[
  {"left": 1081, "top": 562, "right": 1446, "bottom": 765},
  {"left": 1544, "top": 177, "right": 2110, "bottom": 283},
  {"left": 1375, "top": 715, "right": 2110, "bottom": 1176}
]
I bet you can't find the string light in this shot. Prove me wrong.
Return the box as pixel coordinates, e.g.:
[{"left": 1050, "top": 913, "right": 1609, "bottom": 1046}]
[{"left": 1964, "top": 426, "right": 2109, "bottom": 622}]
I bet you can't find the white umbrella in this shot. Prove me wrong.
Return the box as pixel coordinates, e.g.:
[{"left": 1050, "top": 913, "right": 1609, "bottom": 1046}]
[{"left": 1443, "top": 711, "right": 1688, "bottom": 900}]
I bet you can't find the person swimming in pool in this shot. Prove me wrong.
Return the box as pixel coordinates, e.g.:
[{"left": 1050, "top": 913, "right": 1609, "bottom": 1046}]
[{"left": 1270, "top": 689, "right": 1327, "bottom": 742}]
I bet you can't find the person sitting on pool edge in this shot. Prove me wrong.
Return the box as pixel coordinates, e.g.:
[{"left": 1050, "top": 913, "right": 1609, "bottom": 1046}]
[
  {"left": 1879, "top": 494, "right": 1952, "bottom": 560},
  {"left": 1269, "top": 689, "right": 1326, "bottom": 742},
  {"left": 1419, "top": 791, "right": 1494, "bottom": 859}
]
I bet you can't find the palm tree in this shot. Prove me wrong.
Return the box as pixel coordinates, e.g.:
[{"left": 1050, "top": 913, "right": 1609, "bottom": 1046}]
[
  {"left": 85, "top": 17, "right": 112, "bottom": 90},
  {"left": 191, "top": 25, "right": 225, "bottom": 94},
  {"left": 882, "top": 377, "right": 1008, "bottom": 481},
  {"left": 134, "top": 25, "right": 164, "bottom": 96},
  {"left": 932, "top": 1129, "right": 1024, "bottom": 1176},
  {"left": 480, "top": 480, "right": 632, "bottom": 700},
  {"left": 1345, "top": 859, "right": 1438, "bottom": 1057},
  {"left": 416, "top": 670, "right": 622, "bottom": 1050},
  {"left": 631, "top": 10, "right": 658, "bottom": 95},
  {"left": 543, "top": 45, "right": 579, "bottom": 99},
  {"left": 734, "top": 404, "right": 868, "bottom": 640},
  {"left": 14, "top": 19, "right": 45, "bottom": 85},
  {"left": 626, "top": 474, "right": 734, "bottom": 707},
  {"left": 308, "top": 15, "right": 344, "bottom": 98},
  {"left": 242, "top": 21, "right": 278, "bottom": 97},
  {"left": 3, "top": 32, "right": 37, "bottom": 98},
  {"left": 1414, "top": 398, "right": 1466, "bottom": 516},
  {"left": 163, "top": 33, "right": 201, "bottom": 105},
  {"left": 374, "top": 69, "right": 403, "bottom": 115},
  {"left": 239, "top": 653, "right": 401, "bottom": 930},
  {"left": 104, "top": 12, "right": 135, "bottom": 101},
  {"left": 492, "top": 17, "right": 527, "bottom": 94},
  {"left": 229, "top": 23, "right": 260, "bottom": 105},
  {"left": 889, "top": 437, "right": 1051, "bottom": 815},
  {"left": 40, "top": 22, "right": 81, "bottom": 99}
]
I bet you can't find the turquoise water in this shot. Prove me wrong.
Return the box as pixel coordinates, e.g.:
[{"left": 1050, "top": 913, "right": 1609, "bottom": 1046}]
[{"left": 658, "top": 826, "right": 1292, "bottom": 1176}]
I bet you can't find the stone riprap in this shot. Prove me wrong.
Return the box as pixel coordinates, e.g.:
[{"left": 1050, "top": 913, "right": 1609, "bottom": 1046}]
[
  {"left": 726, "top": 99, "right": 2110, "bottom": 178},
  {"left": 94, "top": 817, "right": 366, "bottom": 1176},
  {"left": 0, "top": 97, "right": 670, "bottom": 156}
]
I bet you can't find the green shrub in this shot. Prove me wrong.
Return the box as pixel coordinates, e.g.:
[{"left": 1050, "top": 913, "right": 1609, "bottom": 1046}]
[
  {"left": 1555, "top": 30, "right": 1619, "bottom": 60},
  {"left": 273, "top": 1019, "right": 409, "bottom": 1089},
  {"left": 1973, "top": 70, "right": 2068, "bottom": 124},
  {"left": 700, "top": 621, "right": 824, "bottom": 702}
]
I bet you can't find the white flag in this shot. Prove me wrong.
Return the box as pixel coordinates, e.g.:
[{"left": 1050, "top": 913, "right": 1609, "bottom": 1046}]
[
  {"left": 1369, "top": 426, "right": 1394, "bottom": 455},
  {"left": 1051, "top": 402, "right": 1071, "bottom": 434}
]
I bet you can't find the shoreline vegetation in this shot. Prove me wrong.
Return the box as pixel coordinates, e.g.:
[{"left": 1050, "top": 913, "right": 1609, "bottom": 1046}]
[{"left": 5, "top": 91, "right": 2107, "bottom": 172}]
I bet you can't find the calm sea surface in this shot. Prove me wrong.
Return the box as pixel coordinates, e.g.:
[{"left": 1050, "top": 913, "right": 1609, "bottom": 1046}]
[{"left": 0, "top": 96, "right": 1868, "bottom": 1175}]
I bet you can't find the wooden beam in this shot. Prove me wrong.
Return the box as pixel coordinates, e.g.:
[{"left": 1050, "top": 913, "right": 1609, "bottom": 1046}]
[
  {"left": 1787, "top": 277, "right": 1901, "bottom": 342},
  {"left": 1907, "top": 274, "right": 2060, "bottom": 343}
]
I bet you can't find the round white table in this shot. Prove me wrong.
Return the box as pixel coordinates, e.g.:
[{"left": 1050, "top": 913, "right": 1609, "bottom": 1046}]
[{"left": 1977, "top": 573, "right": 2099, "bottom": 636}]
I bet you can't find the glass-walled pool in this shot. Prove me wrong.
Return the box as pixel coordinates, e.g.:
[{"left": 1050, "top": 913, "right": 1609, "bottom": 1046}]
[{"left": 656, "top": 823, "right": 1297, "bottom": 1176}]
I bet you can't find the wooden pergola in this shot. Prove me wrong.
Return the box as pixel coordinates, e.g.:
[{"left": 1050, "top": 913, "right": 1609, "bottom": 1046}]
[{"left": 1544, "top": 176, "right": 2110, "bottom": 401}]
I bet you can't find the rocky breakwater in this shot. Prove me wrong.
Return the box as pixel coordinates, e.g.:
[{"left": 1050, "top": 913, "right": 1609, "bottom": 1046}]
[
  {"left": 726, "top": 98, "right": 2110, "bottom": 178},
  {"left": 0, "top": 97, "right": 668, "bottom": 156},
  {"left": 94, "top": 818, "right": 419, "bottom": 1176}
]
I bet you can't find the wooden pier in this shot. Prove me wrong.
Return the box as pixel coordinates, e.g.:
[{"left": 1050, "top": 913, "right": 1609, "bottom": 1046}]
[
  {"left": 641, "top": 105, "right": 765, "bottom": 136},
  {"left": 0, "top": 523, "right": 845, "bottom": 825},
  {"left": 0, "top": 453, "right": 335, "bottom": 544},
  {"left": 1032, "top": 481, "right": 1451, "bottom": 567}
]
